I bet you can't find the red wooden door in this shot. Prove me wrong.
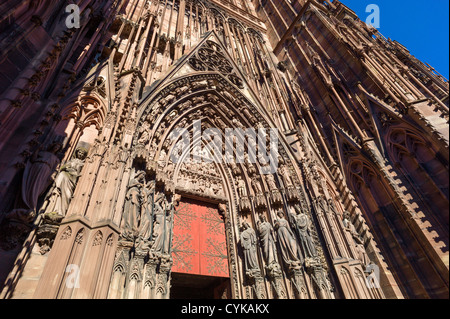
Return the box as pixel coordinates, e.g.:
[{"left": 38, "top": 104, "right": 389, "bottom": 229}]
[{"left": 172, "top": 198, "right": 229, "bottom": 278}]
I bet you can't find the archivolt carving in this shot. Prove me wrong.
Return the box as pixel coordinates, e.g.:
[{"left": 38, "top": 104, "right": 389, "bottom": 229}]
[{"left": 135, "top": 76, "right": 271, "bottom": 174}]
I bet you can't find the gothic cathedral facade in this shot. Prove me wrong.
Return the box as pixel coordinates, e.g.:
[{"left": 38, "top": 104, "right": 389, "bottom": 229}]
[{"left": 0, "top": 0, "right": 448, "bottom": 299}]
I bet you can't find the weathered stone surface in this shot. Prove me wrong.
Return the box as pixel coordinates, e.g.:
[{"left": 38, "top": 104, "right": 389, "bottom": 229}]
[{"left": 0, "top": 0, "right": 447, "bottom": 300}]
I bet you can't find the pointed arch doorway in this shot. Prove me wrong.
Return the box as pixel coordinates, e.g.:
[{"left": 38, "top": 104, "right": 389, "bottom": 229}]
[{"left": 170, "top": 197, "right": 231, "bottom": 299}]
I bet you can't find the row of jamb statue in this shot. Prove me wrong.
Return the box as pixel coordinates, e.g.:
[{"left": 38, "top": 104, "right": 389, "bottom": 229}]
[
  {"left": 121, "top": 170, "right": 174, "bottom": 257},
  {"left": 239, "top": 205, "right": 318, "bottom": 279}
]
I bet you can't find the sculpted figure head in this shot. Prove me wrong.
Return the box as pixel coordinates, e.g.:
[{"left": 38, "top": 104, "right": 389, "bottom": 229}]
[
  {"left": 277, "top": 210, "right": 285, "bottom": 219},
  {"left": 75, "top": 147, "right": 88, "bottom": 160}
]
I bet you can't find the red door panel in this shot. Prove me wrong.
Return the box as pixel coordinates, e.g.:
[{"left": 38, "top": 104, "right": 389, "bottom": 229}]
[{"left": 172, "top": 199, "right": 229, "bottom": 278}]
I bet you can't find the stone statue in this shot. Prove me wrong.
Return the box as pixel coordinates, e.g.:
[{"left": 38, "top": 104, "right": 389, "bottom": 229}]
[
  {"left": 343, "top": 212, "right": 370, "bottom": 266},
  {"left": 265, "top": 174, "right": 278, "bottom": 191},
  {"left": 343, "top": 212, "right": 364, "bottom": 245},
  {"left": 251, "top": 176, "right": 263, "bottom": 195},
  {"left": 150, "top": 194, "right": 165, "bottom": 252},
  {"left": 328, "top": 198, "right": 339, "bottom": 216},
  {"left": 137, "top": 121, "right": 151, "bottom": 145},
  {"left": 244, "top": 153, "right": 256, "bottom": 176},
  {"left": 274, "top": 210, "right": 303, "bottom": 269},
  {"left": 355, "top": 242, "right": 371, "bottom": 267},
  {"left": 164, "top": 198, "right": 175, "bottom": 255},
  {"left": 236, "top": 176, "right": 247, "bottom": 197},
  {"left": 228, "top": 159, "right": 240, "bottom": 176},
  {"left": 291, "top": 205, "right": 317, "bottom": 258},
  {"left": 256, "top": 214, "right": 278, "bottom": 267},
  {"left": 278, "top": 163, "right": 293, "bottom": 187},
  {"left": 240, "top": 221, "right": 260, "bottom": 278},
  {"left": 151, "top": 194, "right": 173, "bottom": 256},
  {"left": 52, "top": 147, "right": 87, "bottom": 217},
  {"left": 11, "top": 142, "right": 62, "bottom": 222},
  {"left": 137, "top": 180, "right": 156, "bottom": 247},
  {"left": 122, "top": 171, "right": 145, "bottom": 240},
  {"left": 317, "top": 196, "right": 329, "bottom": 215}
]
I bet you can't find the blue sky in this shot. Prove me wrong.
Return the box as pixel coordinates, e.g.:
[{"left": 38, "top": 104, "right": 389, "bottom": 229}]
[{"left": 339, "top": 0, "right": 449, "bottom": 79}]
